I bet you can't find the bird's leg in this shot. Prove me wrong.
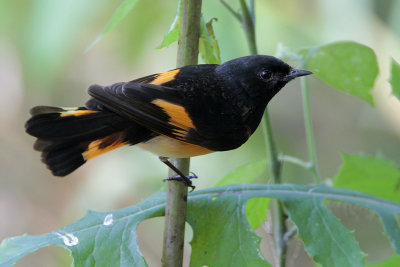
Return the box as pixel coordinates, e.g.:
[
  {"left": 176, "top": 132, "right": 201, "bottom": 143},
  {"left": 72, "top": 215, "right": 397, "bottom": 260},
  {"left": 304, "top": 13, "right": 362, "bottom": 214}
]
[{"left": 159, "top": 156, "right": 196, "bottom": 190}]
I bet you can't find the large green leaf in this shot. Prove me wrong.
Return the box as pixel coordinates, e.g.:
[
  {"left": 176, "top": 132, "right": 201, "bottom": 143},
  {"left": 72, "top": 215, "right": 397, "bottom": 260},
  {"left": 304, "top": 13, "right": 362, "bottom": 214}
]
[
  {"left": 302, "top": 41, "right": 379, "bottom": 105},
  {"left": 391, "top": 58, "right": 400, "bottom": 100},
  {"left": 86, "top": 0, "right": 140, "bottom": 52},
  {"left": 334, "top": 153, "right": 400, "bottom": 203},
  {"left": 334, "top": 154, "right": 400, "bottom": 256},
  {"left": 2, "top": 184, "right": 400, "bottom": 266},
  {"left": 367, "top": 255, "right": 400, "bottom": 267},
  {"left": 215, "top": 160, "right": 269, "bottom": 230},
  {"left": 215, "top": 160, "right": 267, "bottom": 186},
  {"left": 187, "top": 192, "right": 269, "bottom": 267},
  {"left": 0, "top": 193, "right": 166, "bottom": 267},
  {"left": 285, "top": 197, "right": 365, "bottom": 266}
]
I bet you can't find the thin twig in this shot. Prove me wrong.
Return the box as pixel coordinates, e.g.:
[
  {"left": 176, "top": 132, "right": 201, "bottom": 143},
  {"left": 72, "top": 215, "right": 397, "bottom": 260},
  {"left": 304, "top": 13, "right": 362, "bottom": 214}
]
[
  {"left": 161, "top": 0, "right": 202, "bottom": 266},
  {"left": 239, "top": 0, "right": 257, "bottom": 55},
  {"left": 283, "top": 225, "right": 298, "bottom": 244},
  {"left": 219, "top": 0, "right": 242, "bottom": 21},
  {"left": 249, "top": 0, "right": 255, "bottom": 24},
  {"left": 301, "top": 76, "right": 320, "bottom": 184},
  {"left": 279, "top": 155, "right": 312, "bottom": 169}
]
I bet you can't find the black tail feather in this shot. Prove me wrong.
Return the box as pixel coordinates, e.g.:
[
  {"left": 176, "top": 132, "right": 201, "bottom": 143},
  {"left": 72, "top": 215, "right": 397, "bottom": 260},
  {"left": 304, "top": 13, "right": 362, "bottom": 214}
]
[
  {"left": 26, "top": 106, "right": 152, "bottom": 176},
  {"left": 26, "top": 107, "right": 126, "bottom": 141}
]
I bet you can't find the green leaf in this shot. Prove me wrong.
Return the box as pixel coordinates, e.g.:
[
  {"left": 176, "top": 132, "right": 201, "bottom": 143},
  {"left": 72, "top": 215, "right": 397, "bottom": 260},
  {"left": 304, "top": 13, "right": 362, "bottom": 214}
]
[
  {"left": 215, "top": 159, "right": 267, "bottom": 186},
  {"left": 367, "top": 254, "right": 400, "bottom": 267},
  {"left": 334, "top": 153, "right": 400, "bottom": 255},
  {"left": 245, "top": 197, "right": 270, "bottom": 229},
  {"left": 391, "top": 58, "right": 400, "bottom": 100},
  {"left": 285, "top": 197, "right": 365, "bottom": 267},
  {"left": 376, "top": 211, "right": 400, "bottom": 255},
  {"left": 156, "top": 0, "right": 182, "bottom": 49},
  {"left": 2, "top": 184, "right": 400, "bottom": 266},
  {"left": 187, "top": 193, "right": 270, "bottom": 267},
  {"left": 86, "top": 0, "right": 140, "bottom": 52},
  {"left": 302, "top": 41, "right": 379, "bottom": 105},
  {"left": 0, "top": 193, "right": 166, "bottom": 267},
  {"left": 334, "top": 153, "right": 400, "bottom": 203},
  {"left": 199, "top": 17, "right": 221, "bottom": 64},
  {"left": 157, "top": 3, "right": 221, "bottom": 64},
  {"left": 215, "top": 159, "right": 269, "bottom": 230}
]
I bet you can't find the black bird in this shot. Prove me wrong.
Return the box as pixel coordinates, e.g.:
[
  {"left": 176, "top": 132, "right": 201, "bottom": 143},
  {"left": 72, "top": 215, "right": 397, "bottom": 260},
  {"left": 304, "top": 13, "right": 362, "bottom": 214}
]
[{"left": 25, "top": 55, "right": 312, "bottom": 187}]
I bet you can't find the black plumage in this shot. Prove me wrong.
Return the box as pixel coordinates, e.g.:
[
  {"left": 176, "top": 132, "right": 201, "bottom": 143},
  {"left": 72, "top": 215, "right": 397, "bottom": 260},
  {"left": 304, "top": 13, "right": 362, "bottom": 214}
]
[{"left": 25, "top": 55, "right": 311, "bottom": 176}]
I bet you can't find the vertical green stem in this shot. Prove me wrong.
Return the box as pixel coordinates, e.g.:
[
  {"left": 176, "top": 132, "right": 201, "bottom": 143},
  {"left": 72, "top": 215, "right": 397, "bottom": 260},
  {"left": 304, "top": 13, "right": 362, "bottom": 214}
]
[
  {"left": 161, "top": 0, "right": 202, "bottom": 266},
  {"left": 261, "top": 114, "right": 281, "bottom": 183},
  {"left": 239, "top": 0, "right": 257, "bottom": 55},
  {"left": 262, "top": 113, "right": 286, "bottom": 267},
  {"left": 237, "top": 1, "right": 286, "bottom": 266},
  {"left": 176, "top": 0, "right": 203, "bottom": 67},
  {"left": 301, "top": 77, "right": 320, "bottom": 184}
]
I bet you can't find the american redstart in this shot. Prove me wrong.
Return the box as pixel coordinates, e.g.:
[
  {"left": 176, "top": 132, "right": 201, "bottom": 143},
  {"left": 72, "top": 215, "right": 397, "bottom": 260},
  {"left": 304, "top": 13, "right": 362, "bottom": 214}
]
[{"left": 25, "top": 55, "right": 311, "bottom": 188}]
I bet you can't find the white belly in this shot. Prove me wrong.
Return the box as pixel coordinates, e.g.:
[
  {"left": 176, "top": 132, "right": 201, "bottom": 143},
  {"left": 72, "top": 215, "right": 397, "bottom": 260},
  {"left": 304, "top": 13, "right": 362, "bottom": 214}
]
[{"left": 137, "top": 135, "right": 213, "bottom": 158}]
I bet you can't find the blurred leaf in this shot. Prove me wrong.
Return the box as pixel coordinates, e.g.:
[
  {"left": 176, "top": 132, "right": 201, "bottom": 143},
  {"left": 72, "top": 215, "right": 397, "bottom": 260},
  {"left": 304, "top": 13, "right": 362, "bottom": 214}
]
[
  {"left": 86, "top": 0, "right": 140, "bottom": 52},
  {"left": 215, "top": 159, "right": 267, "bottom": 186},
  {"left": 215, "top": 159, "right": 269, "bottom": 230},
  {"left": 302, "top": 41, "right": 379, "bottom": 105},
  {"left": 391, "top": 58, "right": 400, "bottom": 100},
  {"left": 156, "top": 0, "right": 182, "bottom": 49},
  {"left": 2, "top": 184, "right": 400, "bottom": 266},
  {"left": 245, "top": 197, "right": 270, "bottom": 229},
  {"left": 334, "top": 153, "right": 400, "bottom": 203},
  {"left": 199, "top": 17, "right": 221, "bottom": 64},
  {"left": 275, "top": 43, "right": 303, "bottom": 67},
  {"left": 367, "top": 254, "right": 400, "bottom": 267}
]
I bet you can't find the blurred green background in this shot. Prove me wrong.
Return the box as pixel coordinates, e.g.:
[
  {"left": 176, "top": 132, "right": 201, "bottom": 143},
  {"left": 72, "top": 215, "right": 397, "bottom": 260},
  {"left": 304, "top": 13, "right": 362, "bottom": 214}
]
[{"left": 1, "top": 0, "right": 399, "bottom": 266}]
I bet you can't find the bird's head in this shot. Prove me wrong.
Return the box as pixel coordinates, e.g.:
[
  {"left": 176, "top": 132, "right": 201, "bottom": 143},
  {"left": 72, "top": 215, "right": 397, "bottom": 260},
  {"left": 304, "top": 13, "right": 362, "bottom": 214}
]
[{"left": 216, "top": 55, "right": 312, "bottom": 99}]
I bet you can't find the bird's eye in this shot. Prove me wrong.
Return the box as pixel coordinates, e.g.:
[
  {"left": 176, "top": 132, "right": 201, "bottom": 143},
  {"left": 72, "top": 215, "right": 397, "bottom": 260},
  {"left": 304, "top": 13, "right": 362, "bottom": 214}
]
[{"left": 258, "top": 70, "right": 272, "bottom": 81}]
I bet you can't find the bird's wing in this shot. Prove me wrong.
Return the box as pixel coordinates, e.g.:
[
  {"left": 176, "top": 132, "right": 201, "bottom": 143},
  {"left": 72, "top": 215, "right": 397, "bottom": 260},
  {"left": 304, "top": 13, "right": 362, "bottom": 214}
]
[
  {"left": 88, "top": 66, "right": 250, "bottom": 151},
  {"left": 88, "top": 76, "right": 198, "bottom": 144}
]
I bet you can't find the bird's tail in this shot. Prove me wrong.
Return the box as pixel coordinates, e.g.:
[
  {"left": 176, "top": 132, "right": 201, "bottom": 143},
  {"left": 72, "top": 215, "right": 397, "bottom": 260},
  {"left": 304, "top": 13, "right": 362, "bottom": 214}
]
[{"left": 25, "top": 106, "right": 146, "bottom": 176}]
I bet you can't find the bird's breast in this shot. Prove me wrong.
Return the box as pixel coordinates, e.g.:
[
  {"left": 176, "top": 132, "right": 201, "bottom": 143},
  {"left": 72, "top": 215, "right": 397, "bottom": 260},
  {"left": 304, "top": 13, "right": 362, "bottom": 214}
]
[{"left": 137, "top": 135, "right": 214, "bottom": 158}]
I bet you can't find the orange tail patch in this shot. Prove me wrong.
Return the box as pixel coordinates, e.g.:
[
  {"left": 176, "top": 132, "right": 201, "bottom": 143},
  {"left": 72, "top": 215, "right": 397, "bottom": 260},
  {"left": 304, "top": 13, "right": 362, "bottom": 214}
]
[{"left": 83, "top": 132, "right": 128, "bottom": 161}]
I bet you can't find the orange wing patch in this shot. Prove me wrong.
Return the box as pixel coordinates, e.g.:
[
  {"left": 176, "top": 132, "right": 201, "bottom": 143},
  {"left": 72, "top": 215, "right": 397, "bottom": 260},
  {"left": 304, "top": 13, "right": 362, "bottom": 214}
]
[
  {"left": 151, "top": 99, "right": 195, "bottom": 135},
  {"left": 83, "top": 133, "right": 128, "bottom": 161},
  {"left": 60, "top": 109, "right": 99, "bottom": 117},
  {"left": 150, "top": 69, "right": 180, "bottom": 85}
]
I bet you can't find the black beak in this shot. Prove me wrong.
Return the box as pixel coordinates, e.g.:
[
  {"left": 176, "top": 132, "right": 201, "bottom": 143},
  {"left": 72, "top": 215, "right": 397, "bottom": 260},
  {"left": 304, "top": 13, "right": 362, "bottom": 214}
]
[{"left": 285, "top": 68, "right": 313, "bottom": 81}]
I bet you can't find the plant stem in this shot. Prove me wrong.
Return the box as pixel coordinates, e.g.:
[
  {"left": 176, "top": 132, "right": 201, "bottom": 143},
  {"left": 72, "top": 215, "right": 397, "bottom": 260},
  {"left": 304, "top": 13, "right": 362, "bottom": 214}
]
[
  {"left": 234, "top": 1, "right": 286, "bottom": 266},
  {"left": 162, "top": 158, "right": 191, "bottom": 267},
  {"left": 261, "top": 114, "right": 281, "bottom": 183},
  {"left": 161, "top": 0, "right": 202, "bottom": 266},
  {"left": 279, "top": 155, "right": 311, "bottom": 170},
  {"left": 219, "top": 0, "right": 241, "bottom": 21},
  {"left": 262, "top": 114, "right": 286, "bottom": 267},
  {"left": 176, "top": 0, "right": 202, "bottom": 67},
  {"left": 239, "top": 0, "right": 257, "bottom": 55},
  {"left": 301, "top": 76, "right": 320, "bottom": 184}
]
